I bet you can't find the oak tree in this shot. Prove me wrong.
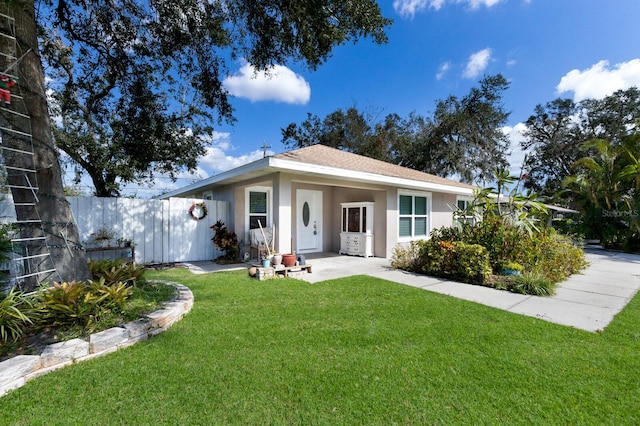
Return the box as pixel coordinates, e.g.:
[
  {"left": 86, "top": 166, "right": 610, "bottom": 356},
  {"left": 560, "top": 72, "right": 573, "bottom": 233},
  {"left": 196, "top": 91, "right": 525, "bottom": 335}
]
[
  {"left": 2, "top": 0, "right": 391, "bottom": 281},
  {"left": 283, "top": 74, "right": 511, "bottom": 184}
]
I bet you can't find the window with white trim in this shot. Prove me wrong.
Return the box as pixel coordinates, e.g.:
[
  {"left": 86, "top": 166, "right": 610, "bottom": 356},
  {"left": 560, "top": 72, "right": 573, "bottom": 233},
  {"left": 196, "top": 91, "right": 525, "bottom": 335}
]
[
  {"left": 245, "top": 186, "right": 272, "bottom": 230},
  {"left": 398, "top": 191, "right": 430, "bottom": 239},
  {"left": 455, "top": 196, "right": 476, "bottom": 226}
]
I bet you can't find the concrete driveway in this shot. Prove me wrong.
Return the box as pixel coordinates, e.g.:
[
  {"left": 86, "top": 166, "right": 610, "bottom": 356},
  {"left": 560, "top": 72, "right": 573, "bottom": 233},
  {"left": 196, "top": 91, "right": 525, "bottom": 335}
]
[{"left": 181, "top": 248, "right": 640, "bottom": 333}]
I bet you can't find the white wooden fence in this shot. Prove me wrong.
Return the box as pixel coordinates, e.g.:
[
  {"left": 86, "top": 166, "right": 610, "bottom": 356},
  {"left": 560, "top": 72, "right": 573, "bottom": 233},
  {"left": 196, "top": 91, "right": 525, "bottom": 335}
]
[{"left": 67, "top": 197, "right": 229, "bottom": 264}]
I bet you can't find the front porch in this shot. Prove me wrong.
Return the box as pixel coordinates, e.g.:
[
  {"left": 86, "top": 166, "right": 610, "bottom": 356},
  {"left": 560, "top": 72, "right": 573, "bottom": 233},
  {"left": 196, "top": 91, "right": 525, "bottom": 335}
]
[{"left": 180, "top": 252, "right": 391, "bottom": 283}]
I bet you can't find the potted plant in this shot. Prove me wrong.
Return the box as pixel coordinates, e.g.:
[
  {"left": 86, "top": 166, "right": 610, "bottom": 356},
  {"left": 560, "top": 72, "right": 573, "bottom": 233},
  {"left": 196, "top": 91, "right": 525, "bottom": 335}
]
[
  {"left": 116, "top": 238, "right": 133, "bottom": 247},
  {"left": 92, "top": 226, "right": 115, "bottom": 247}
]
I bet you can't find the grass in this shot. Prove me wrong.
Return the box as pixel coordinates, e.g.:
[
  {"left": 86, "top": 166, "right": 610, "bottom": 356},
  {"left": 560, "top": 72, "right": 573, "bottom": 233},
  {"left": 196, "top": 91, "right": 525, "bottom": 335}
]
[{"left": 1, "top": 268, "right": 639, "bottom": 424}]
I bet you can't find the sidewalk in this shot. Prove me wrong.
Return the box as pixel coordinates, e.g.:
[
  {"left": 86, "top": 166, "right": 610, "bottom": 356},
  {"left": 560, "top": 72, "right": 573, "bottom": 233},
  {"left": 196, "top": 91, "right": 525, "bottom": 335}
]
[{"left": 181, "top": 248, "right": 640, "bottom": 332}]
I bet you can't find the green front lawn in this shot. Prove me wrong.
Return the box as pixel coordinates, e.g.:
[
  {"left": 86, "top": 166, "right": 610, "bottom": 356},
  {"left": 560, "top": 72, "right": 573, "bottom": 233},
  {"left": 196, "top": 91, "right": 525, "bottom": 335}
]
[{"left": 2, "top": 268, "right": 639, "bottom": 424}]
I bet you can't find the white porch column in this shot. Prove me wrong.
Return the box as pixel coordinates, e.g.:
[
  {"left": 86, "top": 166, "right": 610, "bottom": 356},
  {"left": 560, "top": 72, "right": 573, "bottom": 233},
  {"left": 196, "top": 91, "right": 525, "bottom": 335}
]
[
  {"left": 273, "top": 173, "right": 293, "bottom": 254},
  {"left": 386, "top": 189, "right": 398, "bottom": 259}
]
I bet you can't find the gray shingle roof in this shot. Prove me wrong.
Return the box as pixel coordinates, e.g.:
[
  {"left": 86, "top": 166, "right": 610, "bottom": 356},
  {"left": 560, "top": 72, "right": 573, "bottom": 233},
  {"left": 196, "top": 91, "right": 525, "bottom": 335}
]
[{"left": 274, "top": 144, "right": 475, "bottom": 190}]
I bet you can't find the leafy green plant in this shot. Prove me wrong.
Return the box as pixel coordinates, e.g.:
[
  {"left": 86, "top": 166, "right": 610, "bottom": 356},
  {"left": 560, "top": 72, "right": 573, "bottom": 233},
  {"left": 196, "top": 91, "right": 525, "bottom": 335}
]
[
  {"left": 211, "top": 220, "right": 239, "bottom": 260},
  {"left": 450, "top": 242, "right": 492, "bottom": 284},
  {"left": 89, "top": 259, "right": 146, "bottom": 285},
  {"left": 509, "top": 273, "right": 556, "bottom": 296},
  {"left": 520, "top": 230, "right": 588, "bottom": 283},
  {"left": 36, "top": 281, "right": 98, "bottom": 329},
  {"left": 0, "top": 288, "right": 34, "bottom": 343},
  {"left": 37, "top": 277, "right": 137, "bottom": 332},
  {"left": 413, "top": 239, "right": 491, "bottom": 285},
  {"left": 454, "top": 167, "right": 549, "bottom": 236},
  {"left": 430, "top": 211, "right": 587, "bottom": 284},
  {"left": 89, "top": 278, "right": 133, "bottom": 309}
]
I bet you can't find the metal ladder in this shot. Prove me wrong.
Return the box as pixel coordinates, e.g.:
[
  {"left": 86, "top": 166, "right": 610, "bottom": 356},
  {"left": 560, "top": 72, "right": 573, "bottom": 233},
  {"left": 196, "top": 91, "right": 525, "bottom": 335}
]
[{"left": 0, "top": 9, "right": 59, "bottom": 289}]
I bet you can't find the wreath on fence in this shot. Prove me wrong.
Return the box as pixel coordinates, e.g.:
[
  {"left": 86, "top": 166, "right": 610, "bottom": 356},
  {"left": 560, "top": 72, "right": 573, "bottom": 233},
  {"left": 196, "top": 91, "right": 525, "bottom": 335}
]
[{"left": 189, "top": 202, "right": 208, "bottom": 220}]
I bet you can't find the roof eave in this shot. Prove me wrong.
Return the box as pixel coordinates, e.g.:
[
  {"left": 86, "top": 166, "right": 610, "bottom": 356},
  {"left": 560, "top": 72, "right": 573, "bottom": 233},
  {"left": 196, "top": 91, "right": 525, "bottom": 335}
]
[
  {"left": 158, "top": 155, "right": 476, "bottom": 199},
  {"left": 269, "top": 158, "right": 476, "bottom": 195},
  {"left": 157, "top": 157, "right": 272, "bottom": 199}
]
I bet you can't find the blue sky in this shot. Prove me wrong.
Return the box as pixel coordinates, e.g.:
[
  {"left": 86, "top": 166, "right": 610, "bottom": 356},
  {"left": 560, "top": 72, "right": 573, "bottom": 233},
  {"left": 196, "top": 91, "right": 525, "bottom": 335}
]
[{"left": 110, "top": 0, "right": 640, "bottom": 197}]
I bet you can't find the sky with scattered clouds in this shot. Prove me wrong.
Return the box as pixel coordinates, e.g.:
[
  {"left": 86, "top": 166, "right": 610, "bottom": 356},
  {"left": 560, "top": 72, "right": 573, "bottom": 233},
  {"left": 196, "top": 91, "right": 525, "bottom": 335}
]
[{"left": 100, "top": 0, "right": 640, "bottom": 197}]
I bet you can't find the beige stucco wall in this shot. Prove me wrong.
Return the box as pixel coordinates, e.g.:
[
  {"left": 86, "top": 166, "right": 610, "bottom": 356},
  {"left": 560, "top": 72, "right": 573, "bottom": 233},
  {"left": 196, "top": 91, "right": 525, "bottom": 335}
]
[
  {"left": 431, "top": 192, "right": 457, "bottom": 231},
  {"left": 195, "top": 171, "right": 462, "bottom": 259}
]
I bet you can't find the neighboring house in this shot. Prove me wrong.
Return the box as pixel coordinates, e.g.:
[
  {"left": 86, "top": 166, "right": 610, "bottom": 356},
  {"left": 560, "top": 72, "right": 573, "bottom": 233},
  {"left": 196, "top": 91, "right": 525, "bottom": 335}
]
[{"left": 159, "top": 145, "right": 476, "bottom": 259}]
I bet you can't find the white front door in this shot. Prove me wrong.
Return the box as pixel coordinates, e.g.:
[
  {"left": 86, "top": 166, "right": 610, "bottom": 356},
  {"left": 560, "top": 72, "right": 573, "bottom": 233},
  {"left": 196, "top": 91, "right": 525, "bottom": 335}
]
[{"left": 296, "top": 189, "right": 322, "bottom": 253}]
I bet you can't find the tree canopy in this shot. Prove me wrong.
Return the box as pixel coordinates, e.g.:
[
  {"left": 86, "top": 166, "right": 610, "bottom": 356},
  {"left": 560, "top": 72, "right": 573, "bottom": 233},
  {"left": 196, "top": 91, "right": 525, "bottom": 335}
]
[
  {"left": 521, "top": 87, "right": 640, "bottom": 200},
  {"left": 41, "top": 0, "right": 392, "bottom": 195},
  {"left": 282, "top": 74, "right": 511, "bottom": 184}
]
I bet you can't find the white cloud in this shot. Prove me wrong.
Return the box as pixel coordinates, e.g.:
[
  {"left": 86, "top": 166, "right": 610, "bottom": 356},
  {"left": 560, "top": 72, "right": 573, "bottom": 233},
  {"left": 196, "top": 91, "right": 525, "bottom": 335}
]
[
  {"left": 436, "top": 61, "right": 451, "bottom": 80},
  {"left": 189, "top": 131, "right": 269, "bottom": 174},
  {"left": 198, "top": 146, "right": 268, "bottom": 174},
  {"left": 463, "top": 48, "right": 492, "bottom": 79},
  {"left": 556, "top": 59, "right": 640, "bottom": 101},
  {"left": 223, "top": 62, "right": 311, "bottom": 104},
  {"left": 502, "top": 123, "right": 529, "bottom": 177},
  {"left": 393, "top": 0, "right": 503, "bottom": 18}
]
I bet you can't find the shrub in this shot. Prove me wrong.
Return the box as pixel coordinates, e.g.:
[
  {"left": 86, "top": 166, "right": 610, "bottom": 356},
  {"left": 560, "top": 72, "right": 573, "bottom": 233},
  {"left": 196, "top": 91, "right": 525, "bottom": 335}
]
[
  {"left": 521, "top": 231, "right": 588, "bottom": 283},
  {"left": 211, "top": 220, "right": 239, "bottom": 260},
  {"left": 414, "top": 239, "right": 491, "bottom": 285},
  {"left": 450, "top": 242, "right": 492, "bottom": 285},
  {"left": 432, "top": 216, "right": 529, "bottom": 272},
  {"left": 430, "top": 220, "right": 587, "bottom": 284},
  {"left": 0, "top": 288, "right": 34, "bottom": 343},
  {"left": 390, "top": 241, "right": 423, "bottom": 272}
]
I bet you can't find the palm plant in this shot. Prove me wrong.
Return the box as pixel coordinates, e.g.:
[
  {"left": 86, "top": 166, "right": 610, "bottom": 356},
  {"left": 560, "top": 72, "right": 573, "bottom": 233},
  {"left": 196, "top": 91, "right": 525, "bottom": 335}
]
[
  {"left": 564, "top": 135, "right": 640, "bottom": 250},
  {"left": 454, "top": 167, "right": 548, "bottom": 236}
]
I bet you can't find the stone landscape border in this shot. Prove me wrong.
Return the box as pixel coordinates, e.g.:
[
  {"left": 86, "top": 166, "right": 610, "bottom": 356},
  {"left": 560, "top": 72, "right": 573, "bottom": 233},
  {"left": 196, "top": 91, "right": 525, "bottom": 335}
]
[{"left": 0, "top": 281, "right": 193, "bottom": 398}]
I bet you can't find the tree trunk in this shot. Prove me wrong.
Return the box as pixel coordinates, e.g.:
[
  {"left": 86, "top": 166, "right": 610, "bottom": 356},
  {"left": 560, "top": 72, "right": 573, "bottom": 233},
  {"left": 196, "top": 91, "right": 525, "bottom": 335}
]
[{"left": 0, "top": 0, "right": 90, "bottom": 287}]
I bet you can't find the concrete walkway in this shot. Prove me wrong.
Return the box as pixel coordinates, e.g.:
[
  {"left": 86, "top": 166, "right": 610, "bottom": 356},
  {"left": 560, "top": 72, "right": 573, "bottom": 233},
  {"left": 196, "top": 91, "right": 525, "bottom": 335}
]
[{"left": 181, "top": 248, "right": 640, "bottom": 333}]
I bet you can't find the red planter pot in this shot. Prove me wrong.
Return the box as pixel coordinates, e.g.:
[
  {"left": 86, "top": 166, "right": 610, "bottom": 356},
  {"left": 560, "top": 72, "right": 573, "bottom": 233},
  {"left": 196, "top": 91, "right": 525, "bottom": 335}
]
[{"left": 282, "top": 253, "right": 296, "bottom": 267}]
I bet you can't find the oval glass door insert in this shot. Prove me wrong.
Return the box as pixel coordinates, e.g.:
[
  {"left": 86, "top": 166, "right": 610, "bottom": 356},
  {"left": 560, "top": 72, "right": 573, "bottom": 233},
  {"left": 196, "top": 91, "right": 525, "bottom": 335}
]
[{"left": 302, "top": 202, "right": 310, "bottom": 227}]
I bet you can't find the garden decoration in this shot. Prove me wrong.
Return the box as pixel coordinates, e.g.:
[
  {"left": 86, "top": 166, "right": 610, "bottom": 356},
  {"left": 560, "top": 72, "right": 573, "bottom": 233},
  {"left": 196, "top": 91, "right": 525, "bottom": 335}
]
[
  {"left": 0, "top": 74, "right": 17, "bottom": 107},
  {"left": 189, "top": 202, "right": 208, "bottom": 220}
]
